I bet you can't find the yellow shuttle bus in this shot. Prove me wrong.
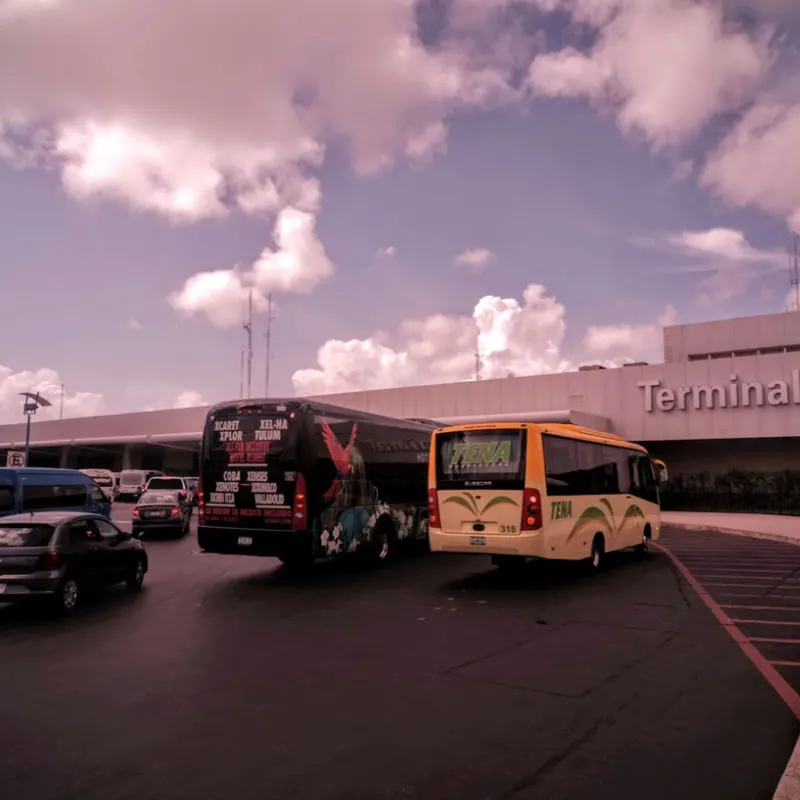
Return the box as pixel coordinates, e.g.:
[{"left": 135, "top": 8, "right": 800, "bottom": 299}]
[{"left": 427, "top": 422, "right": 661, "bottom": 571}]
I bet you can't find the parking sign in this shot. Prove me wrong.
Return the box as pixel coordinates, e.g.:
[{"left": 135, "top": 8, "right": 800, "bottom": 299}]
[{"left": 6, "top": 451, "right": 25, "bottom": 467}]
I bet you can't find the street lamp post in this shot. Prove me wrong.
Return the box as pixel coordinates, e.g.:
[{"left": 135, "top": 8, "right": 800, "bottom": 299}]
[{"left": 19, "top": 392, "right": 52, "bottom": 467}]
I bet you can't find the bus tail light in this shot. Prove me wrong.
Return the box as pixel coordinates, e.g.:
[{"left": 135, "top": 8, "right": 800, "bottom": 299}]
[
  {"left": 521, "top": 488, "right": 543, "bottom": 531},
  {"left": 428, "top": 489, "right": 441, "bottom": 529},
  {"left": 292, "top": 472, "right": 307, "bottom": 530},
  {"left": 197, "top": 475, "right": 205, "bottom": 525}
]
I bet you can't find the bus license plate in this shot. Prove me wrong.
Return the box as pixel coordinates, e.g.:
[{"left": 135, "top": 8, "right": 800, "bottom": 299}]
[
  {"left": 469, "top": 536, "right": 486, "bottom": 547},
  {"left": 237, "top": 536, "right": 253, "bottom": 546}
]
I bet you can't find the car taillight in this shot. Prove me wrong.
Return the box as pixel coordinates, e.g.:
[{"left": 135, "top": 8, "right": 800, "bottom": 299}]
[
  {"left": 427, "top": 489, "right": 441, "bottom": 529},
  {"left": 171, "top": 507, "right": 179, "bottom": 515},
  {"left": 292, "top": 472, "right": 307, "bottom": 530},
  {"left": 132, "top": 508, "right": 140, "bottom": 516},
  {"left": 36, "top": 551, "right": 61, "bottom": 570},
  {"left": 521, "top": 488, "right": 543, "bottom": 531}
]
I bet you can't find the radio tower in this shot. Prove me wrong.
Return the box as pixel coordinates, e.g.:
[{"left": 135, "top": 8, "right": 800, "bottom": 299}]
[
  {"left": 791, "top": 231, "right": 800, "bottom": 313},
  {"left": 243, "top": 288, "right": 254, "bottom": 398},
  {"left": 239, "top": 346, "right": 244, "bottom": 398},
  {"left": 264, "top": 292, "right": 274, "bottom": 397}
]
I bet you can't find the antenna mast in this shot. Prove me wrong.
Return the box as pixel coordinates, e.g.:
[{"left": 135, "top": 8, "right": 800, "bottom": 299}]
[
  {"left": 264, "top": 292, "right": 274, "bottom": 397},
  {"left": 239, "top": 346, "right": 244, "bottom": 398},
  {"left": 243, "top": 288, "right": 253, "bottom": 398},
  {"left": 475, "top": 347, "right": 482, "bottom": 381},
  {"left": 792, "top": 231, "right": 800, "bottom": 313},
  {"left": 59, "top": 383, "right": 64, "bottom": 420}
]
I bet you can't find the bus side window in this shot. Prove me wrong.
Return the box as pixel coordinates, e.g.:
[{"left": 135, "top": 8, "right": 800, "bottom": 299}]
[
  {"left": 600, "top": 446, "right": 622, "bottom": 494},
  {"left": 638, "top": 457, "right": 658, "bottom": 504},
  {"left": 627, "top": 454, "right": 644, "bottom": 499},
  {"left": 542, "top": 435, "right": 578, "bottom": 496}
]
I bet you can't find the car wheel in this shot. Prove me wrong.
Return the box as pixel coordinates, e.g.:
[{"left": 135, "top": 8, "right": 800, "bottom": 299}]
[
  {"left": 54, "top": 575, "right": 81, "bottom": 613},
  {"left": 126, "top": 557, "right": 146, "bottom": 591}
]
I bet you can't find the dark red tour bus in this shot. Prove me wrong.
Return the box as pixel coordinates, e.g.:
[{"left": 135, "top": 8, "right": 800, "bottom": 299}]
[{"left": 197, "top": 398, "right": 437, "bottom": 568}]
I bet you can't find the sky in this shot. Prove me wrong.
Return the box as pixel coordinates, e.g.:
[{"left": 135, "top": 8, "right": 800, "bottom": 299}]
[{"left": 0, "top": 0, "right": 799, "bottom": 423}]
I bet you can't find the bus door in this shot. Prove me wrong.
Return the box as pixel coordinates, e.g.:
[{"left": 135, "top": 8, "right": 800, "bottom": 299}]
[{"left": 434, "top": 428, "right": 527, "bottom": 536}]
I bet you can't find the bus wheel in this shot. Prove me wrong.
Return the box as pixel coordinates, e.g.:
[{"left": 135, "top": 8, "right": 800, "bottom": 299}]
[
  {"left": 635, "top": 526, "right": 651, "bottom": 555},
  {"left": 369, "top": 517, "right": 396, "bottom": 566},
  {"left": 588, "top": 535, "right": 604, "bottom": 572}
]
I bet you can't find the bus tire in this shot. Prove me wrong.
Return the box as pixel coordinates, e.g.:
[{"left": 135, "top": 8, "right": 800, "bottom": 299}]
[
  {"left": 368, "top": 516, "right": 396, "bottom": 566},
  {"left": 588, "top": 534, "right": 604, "bottom": 572},
  {"left": 635, "top": 525, "right": 651, "bottom": 555}
]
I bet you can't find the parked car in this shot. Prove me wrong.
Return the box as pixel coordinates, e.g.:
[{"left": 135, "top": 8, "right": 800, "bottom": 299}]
[
  {"left": 117, "top": 469, "right": 165, "bottom": 501},
  {"left": 0, "top": 468, "right": 111, "bottom": 519},
  {"left": 144, "top": 475, "right": 191, "bottom": 506},
  {"left": 0, "top": 510, "right": 147, "bottom": 613},
  {"left": 80, "top": 469, "right": 116, "bottom": 502},
  {"left": 132, "top": 490, "right": 191, "bottom": 538}
]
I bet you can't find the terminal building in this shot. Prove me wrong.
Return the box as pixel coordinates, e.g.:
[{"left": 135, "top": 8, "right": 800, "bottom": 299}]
[{"left": 2, "top": 310, "right": 800, "bottom": 477}]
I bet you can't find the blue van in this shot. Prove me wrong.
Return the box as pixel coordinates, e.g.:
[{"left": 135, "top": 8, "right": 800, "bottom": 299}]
[{"left": 0, "top": 468, "right": 112, "bottom": 519}]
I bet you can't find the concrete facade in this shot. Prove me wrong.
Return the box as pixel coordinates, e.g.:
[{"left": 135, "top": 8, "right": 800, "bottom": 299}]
[{"left": 2, "top": 310, "right": 800, "bottom": 476}]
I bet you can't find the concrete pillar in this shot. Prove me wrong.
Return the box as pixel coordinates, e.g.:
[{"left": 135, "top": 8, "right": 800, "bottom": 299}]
[
  {"left": 59, "top": 447, "right": 69, "bottom": 468},
  {"left": 122, "top": 444, "right": 134, "bottom": 470}
]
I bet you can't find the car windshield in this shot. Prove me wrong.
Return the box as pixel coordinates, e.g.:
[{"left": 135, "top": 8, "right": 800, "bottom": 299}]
[
  {"left": 139, "top": 491, "right": 178, "bottom": 505},
  {"left": 0, "top": 524, "right": 56, "bottom": 547},
  {"left": 92, "top": 477, "right": 113, "bottom": 486},
  {"left": 148, "top": 478, "right": 183, "bottom": 490}
]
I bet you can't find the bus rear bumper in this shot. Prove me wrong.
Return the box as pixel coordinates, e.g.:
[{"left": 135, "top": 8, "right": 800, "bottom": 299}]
[
  {"left": 429, "top": 529, "right": 546, "bottom": 558},
  {"left": 198, "top": 525, "right": 311, "bottom": 557}
]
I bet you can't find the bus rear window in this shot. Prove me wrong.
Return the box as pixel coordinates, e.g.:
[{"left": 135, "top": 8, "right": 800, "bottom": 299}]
[
  {"left": 206, "top": 408, "right": 293, "bottom": 465},
  {"left": 435, "top": 429, "right": 525, "bottom": 488}
]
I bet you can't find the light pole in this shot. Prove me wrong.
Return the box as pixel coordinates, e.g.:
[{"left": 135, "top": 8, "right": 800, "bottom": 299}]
[{"left": 19, "top": 392, "right": 52, "bottom": 467}]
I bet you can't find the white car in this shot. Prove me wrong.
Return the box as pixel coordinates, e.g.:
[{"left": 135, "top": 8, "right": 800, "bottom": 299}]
[{"left": 80, "top": 468, "right": 116, "bottom": 502}]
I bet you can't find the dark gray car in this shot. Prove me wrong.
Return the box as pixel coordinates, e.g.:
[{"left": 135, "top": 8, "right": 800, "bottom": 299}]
[
  {"left": 0, "top": 511, "right": 148, "bottom": 613},
  {"left": 132, "top": 490, "right": 191, "bottom": 538}
]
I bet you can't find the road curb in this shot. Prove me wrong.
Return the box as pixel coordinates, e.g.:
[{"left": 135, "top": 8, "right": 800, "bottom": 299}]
[
  {"left": 662, "top": 522, "right": 800, "bottom": 548},
  {"left": 774, "top": 736, "right": 800, "bottom": 799}
]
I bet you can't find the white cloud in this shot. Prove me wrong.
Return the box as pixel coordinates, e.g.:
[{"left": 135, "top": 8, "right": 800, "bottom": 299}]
[
  {"left": 671, "top": 227, "right": 787, "bottom": 264},
  {"left": 127, "top": 319, "right": 143, "bottom": 331},
  {"left": 702, "top": 99, "right": 800, "bottom": 228},
  {"left": 377, "top": 246, "right": 397, "bottom": 259},
  {"left": 453, "top": 247, "right": 495, "bottom": 272},
  {"left": 292, "top": 283, "right": 572, "bottom": 394},
  {"left": 0, "top": 365, "right": 105, "bottom": 424},
  {"left": 0, "top": 0, "right": 520, "bottom": 220},
  {"left": 172, "top": 390, "right": 207, "bottom": 409},
  {"left": 528, "top": 0, "right": 773, "bottom": 149},
  {"left": 634, "top": 226, "right": 788, "bottom": 304},
  {"left": 169, "top": 206, "right": 333, "bottom": 327},
  {"left": 583, "top": 305, "right": 677, "bottom": 363}
]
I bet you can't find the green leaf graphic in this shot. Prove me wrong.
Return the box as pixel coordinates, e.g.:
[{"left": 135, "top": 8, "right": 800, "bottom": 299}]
[
  {"left": 621, "top": 504, "right": 645, "bottom": 528},
  {"left": 480, "top": 495, "right": 519, "bottom": 514},
  {"left": 463, "top": 492, "right": 480, "bottom": 515},
  {"left": 443, "top": 496, "right": 478, "bottom": 515},
  {"left": 599, "top": 497, "right": 615, "bottom": 528},
  {"left": 566, "top": 505, "right": 612, "bottom": 543}
]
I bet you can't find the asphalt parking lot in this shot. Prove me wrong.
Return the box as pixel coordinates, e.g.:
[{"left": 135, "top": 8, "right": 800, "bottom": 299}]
[{"left": 0, "top": 518, "right": 798, "bottom": 800}]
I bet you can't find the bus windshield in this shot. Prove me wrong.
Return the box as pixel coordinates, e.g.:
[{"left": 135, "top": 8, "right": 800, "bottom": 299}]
[{"left": 435, "top": 428, "right": 525, "bottom": 489}]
